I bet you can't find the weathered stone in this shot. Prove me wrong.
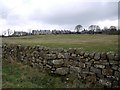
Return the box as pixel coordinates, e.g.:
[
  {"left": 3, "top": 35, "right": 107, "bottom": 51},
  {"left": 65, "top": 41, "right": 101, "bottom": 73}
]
[
  {"left": 80, "top": 51, "right": 85, "bottom": 56},
  {"left": 114, "top": 71, "right": 120, "bottom": 80},
  {"left": 52, "top": 59, "right": 64, "bottom": 65},
  {"left": 90, "top": 67, "right": 101, "bottom": 75},
  {"left": 99, "top": 79, "right": 112, "bottom": 87},
  {"left": 84, "top": 52, "right": 89, "bottom": 58},
  {"left": 112, "top": 81, "right": 119, "bottom": 88},
  {"left": 64, "top": 53, "right": 70, "bottom": 59},
  {"left": 102, "top": 68, "right": 113, "bottom": 76},
  {"left": 111, "top": 65, "right": 118, "bottom": 70},
  {"left": 118, "top": 67, "right": 120, "bottom": 72},
  {"left": 114, "top": 53, "right": 119, "bottom": 61},
  {"left": 68, "top": 48, "right": 75, "bottom": 54},
  {"left": 55, "top": 67, "right": 69, "bottom": 75},
  {"left": 107, "top": 52, "right": 115, "bottom": 60},
  {"left": 101, "top": 52, "right": 107, "bottom": 60},
  {"left": 94, "top": 53, "right": 100, "bottom": 60},
  {"left": 94, "top": 53, "right": 101, "bottom": 60},
  {"left": 57, "top": 53, "right": 64, "bottom": 58},
  {"left": 94, "top": 64, "right": 105, "bottom": 69},
  {"left": 86, "top": 74, "right": 96, "bottom": 83},
  {"left": 70, "top": 66, "right": 81, "bottom": 73},
  {"left": 79, "top": 62, "right": 86, "bottom": 68},
  {"left": 89, "top": 52, "right": 95, "bottom": 59},
  {"left": 71, "top": 54, "right": 76, "bottom": 57},
  {"left": 75, "top": 49, "right": 81, "bottom": 55},
  {"left": 46, "top": 54, "right": 56, "bottom": 59},
  {"left": 109, "top": 61, "right": 118, "bottom": 65}
]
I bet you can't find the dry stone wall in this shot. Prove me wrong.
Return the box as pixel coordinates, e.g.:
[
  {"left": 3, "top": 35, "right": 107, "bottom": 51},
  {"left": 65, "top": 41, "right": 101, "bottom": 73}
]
[{"left": 2, "top": 44, "right": 120, "bottom": 88}]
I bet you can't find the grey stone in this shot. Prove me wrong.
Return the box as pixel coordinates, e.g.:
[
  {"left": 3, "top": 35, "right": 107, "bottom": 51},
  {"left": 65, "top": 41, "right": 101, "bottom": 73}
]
[
  {"left": 52, "top": 59, "right": 64, "bottom": 65},
  {"left": 118, "top": 67, "right": 120, "bottom": 72},
  {"left": 94, "top": 64, "right": 105, "bottom": 69},
  {"left": 64, "top": 53, "right": 70, "bottom": 59},
  {"left": 114, "top": 71, "right": 120, "bottom": 79},
  {"left": 102, "top": 68, "right": 113, "bottom": 76},
  {"left": 68, "top": 48, "right": 75, "bottom": 54},
  {"left": 109, "top": 61, "right": 118, "bottom": 65},
  {"left": 99, "top": 79, "right": 112, "bottom": 87},
  {"left": 111, "top": 65, "right": 118, "bottom": 70},
  {"left": 70, "top": 66, "right": 81, "bottom": 73},
  {"left": 94, "top": 53, "right": 101, "bottom": 60},
  {"left": 55, "top": 67, "right": 69, "bottom": 75},
  {"left": 89, "top": 52, "right": 95, "bottom": 59},
  {"left": 114, "top": 54, "right": 119, "bottom": 61},
  {"left": 101, "top": 52, "right": 107, "bottom": 60},
  {"left": 80, "top": 51, "right": 85, "bottom": 56},
  {"left": 107, "top": 52, "right": 115, "bottom": 60},
  {"left": 46, "top": 54, "right": 56, "bottom": 59},
  {"left": 90, "top": 67, "right": 101, "bottom": 75},
  {"left": 57, "top": 53, "right": 64, "bottom": 58},
  {"left": 84, "top": 52, "right": 89, "bottom": 58}
]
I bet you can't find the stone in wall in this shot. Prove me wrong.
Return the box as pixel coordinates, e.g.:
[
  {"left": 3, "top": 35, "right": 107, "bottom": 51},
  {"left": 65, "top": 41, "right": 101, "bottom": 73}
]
[
  {"left": 89, "top": 52, "right": 95, "bottom": 59},
  {"left": 94, "top": 52, "right": 101, "bottom": 60},
  {"left": 69, "top": 66, "right": 82, "bottom": 74},
  {"left": 99, "top": 79, "right": 112, "bottom": 87},
  {"left": 57, "top": 53, "right": 64, "bottom": 59},
  {"left": 102, "top": 68, "right": 113, "bottom": 76},
  {"left": 52, "top": 59, "right": 64, "bottom": 66},
  {"left": 55, "top": 67, "right": 69, "bottom": 75},
  {"left": 101, "top": 52, "right": 107, "bottom": 60},
  {"left": 107, "top": 52, "right": 115, "bottom": 60}
]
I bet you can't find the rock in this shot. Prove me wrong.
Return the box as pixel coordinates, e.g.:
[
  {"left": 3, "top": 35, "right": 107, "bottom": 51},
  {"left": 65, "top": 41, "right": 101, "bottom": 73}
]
[
  {"left": 112, "top": 81, "right": 119, "bottom": 88},
  {"left": 75, "top": 49, "right": 81, "bottom": 55},
  {"left": 86, "top": 74, "right": 96, "bottom": 83},
  {"left": 46, "top": 54, "right": 56, "bottom": 59},
  {"left": 69, "top": 66, "right": 81, "bottom": 73},
  {"left": 107, "top": 52, "right": 115, "bottom": 60},
  {"left": 71, "top": 54, "right": 76, "bottom": 57},
  {"left": 102, "top": 68, "right": 113, "bottom": 76},
  {"left": 55, "top": 67, "right": 69, "bottom": 75},
  {"left": 52, "top": 59, "right": 64, "bottom": 65},
  {"left": 111, "top": 65, "right": 118, "bottom": 70},
  {"left": 89, "top": 52, "right": 95, "bottom": 59},
  {"left": 84, "top": 52, "right": 89, "bottom": 58},
  {"left": 94, "top": 64, "right": 105, "bottom": 69},
  {"left": 109, "top": 61, "right": 118, "bottom": 65},
  {"left": 94, "top": 53, "right": 101, "bottom": 60},
  {"left": 99, "top": 79, "right": 112, "bottom": 87},
  {"left": 114, "top": 53, "right": 119, "bottom": 61},
  {"left": 57, "top": 53, "right": 64, "bottom": 58},
  {"left": 79, "top": 62, "right": 86, "bottom": 68},
  {"left": 118, "top": 67, "right": 120, "bottom": 72},
  {"left": 68, "top": 48, "right": 75, "bottom": 54},
  {"left": 114, "top": 71, "right": 120, "bottom": 80},
  {"left": 101, "top": 52, "right": 107, "bottom": 60},
  {"left": 90, "top": 67, "right": 101, "bottom": 75},
  {"left": 80, "top": 51, "right": 85, "bottom": 56},
  {"left": 64, "top": 53, "right": 70, "bottom": 59}
]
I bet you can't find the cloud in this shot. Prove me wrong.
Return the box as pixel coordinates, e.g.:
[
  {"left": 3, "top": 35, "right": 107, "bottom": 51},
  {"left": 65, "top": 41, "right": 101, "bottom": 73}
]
[{"left": 0, "top": 0, "right": 119, "bottom": 35}]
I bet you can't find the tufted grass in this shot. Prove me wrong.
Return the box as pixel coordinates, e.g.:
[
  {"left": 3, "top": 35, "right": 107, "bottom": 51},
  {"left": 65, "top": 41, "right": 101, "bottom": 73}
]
[
  {"left": 2, "top": 34, "right": 119, "bottom": 52},
  {"left": 2, "top": 59, "right": 104, "bottom": 88}
]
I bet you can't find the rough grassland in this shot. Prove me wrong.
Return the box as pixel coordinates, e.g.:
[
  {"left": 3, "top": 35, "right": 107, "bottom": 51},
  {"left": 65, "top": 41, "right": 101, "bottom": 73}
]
[{"left": 2, "top": 34, "right": 119, "bottom": 52}]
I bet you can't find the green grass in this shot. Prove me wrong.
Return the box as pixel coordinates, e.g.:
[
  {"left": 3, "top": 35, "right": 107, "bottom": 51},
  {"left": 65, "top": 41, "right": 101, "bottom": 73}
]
[
  {"left": 2, "top": 59, "right": 104, "bottom": 88},
  {"left": 2, "top": 34, "right": 119, "bottom": 52}
]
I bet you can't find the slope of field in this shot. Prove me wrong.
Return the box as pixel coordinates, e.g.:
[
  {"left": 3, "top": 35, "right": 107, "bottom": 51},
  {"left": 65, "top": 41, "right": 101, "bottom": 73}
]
[{"left": 2, "top": 34, "right": 119, "bottom": 52}]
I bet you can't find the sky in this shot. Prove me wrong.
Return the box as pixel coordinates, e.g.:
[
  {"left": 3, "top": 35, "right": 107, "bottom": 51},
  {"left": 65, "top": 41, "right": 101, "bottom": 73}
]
[{"left": 0, "top": 0, "right": 119, "bottom": 35}]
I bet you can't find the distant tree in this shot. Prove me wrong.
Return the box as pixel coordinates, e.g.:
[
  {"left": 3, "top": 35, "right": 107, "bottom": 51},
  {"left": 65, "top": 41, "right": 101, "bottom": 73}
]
[
  {"left": 109, "top": 26, "right": 117, "bottom": 31},
  {"left": 75, "top": 25, "right": 83, "bottom": 33},
  {"left": 89, "top": 25, "right": 101, "bottom": 33}
]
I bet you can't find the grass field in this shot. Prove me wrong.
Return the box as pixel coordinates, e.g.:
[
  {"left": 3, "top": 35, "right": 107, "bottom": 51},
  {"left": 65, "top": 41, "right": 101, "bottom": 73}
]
[{"left": 2, "top": 34, "right": 119, "bottom": 52}]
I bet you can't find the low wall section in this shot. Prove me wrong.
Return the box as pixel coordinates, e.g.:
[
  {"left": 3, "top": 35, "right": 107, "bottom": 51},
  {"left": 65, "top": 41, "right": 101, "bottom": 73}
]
[{"left": 2, "top": 44, "right": 120, "bottom": 88}]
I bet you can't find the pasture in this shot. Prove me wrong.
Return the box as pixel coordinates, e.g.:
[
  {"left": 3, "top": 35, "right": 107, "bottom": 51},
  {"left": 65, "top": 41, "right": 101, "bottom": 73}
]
[{"left": 2, "top": 34, "right": 119, "bottom": 52}]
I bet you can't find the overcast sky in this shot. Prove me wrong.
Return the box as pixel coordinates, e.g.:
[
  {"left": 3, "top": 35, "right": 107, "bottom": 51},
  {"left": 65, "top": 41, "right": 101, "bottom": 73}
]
[{"left": 0, "top": 0, "right": 119, "bottom": 35}]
